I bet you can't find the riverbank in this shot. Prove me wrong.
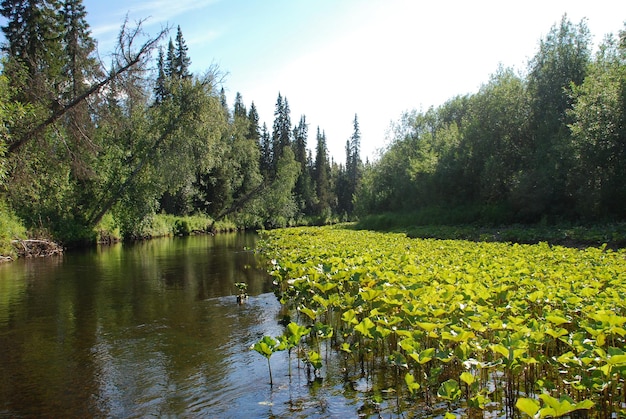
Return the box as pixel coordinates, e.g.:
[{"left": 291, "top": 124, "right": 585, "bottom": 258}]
[
  {"left": 0, "top": 212, "right": 239, "bottom": 262},
  {"left": 356, "top": 212, "right": 626, "bottom": 249}
]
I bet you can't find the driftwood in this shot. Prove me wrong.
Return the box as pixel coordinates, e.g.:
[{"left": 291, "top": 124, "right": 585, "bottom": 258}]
[{"left": 11, "top": 239, "right": 63, "bottom": 258}]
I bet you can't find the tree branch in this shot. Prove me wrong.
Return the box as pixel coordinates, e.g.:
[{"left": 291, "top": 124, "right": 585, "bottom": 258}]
[{"left": 7, "top": 19, "right": 167, "bottom": 155}]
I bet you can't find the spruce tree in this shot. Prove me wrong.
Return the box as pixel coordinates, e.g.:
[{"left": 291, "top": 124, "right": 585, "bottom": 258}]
[
  {"left": 314, "top": 127, "right": 332, "bottom": 216},
  {"left": 247, "top": 101, "right": 260, "bottom": 145},
  {"left": 165, "top": 38, "right": 175, "bottom": 78},
  {"left": 61, "top": 0, "right": 98, "bottom": 97},
  {"left": 154, "top": 47, "right": 167, "bottom": 104},
  {"left": 234, "top": 92, "right": 246, "bottom": 119},
  {"left": 1, "top": 0, "right": 64, "bottom": 100},
  {"left": 173, "top": 25, "right": 191, "bottom": 79},
  {"left": 271, "top": 93, "right": 291, "bottom": 173},
  {"left": 259, "top": 123, "right": 272, "bottom": 176}
]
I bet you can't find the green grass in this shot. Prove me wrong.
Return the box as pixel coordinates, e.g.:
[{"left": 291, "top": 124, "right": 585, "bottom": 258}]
[{"left": 0, "top": 201, "right": 27, "bottom": 259}]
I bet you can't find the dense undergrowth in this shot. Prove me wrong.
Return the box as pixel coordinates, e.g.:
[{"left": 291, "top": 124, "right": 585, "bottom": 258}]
[
  {"left": 0, "top": 206, "right": 237, "bottom": 260},
  {"left": 255, "top": 225, "right": 626, "bottom": 418},
  {"left": 357, "top": 211, "right": 626, "bottom": 249}
]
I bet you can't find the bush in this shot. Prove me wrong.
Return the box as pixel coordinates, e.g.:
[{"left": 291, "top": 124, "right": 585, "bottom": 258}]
[
  {"left": 0, "top": 201, "right": 27, "bottom": 259},
  {"left": 173, "top": 219, "right": 191, "bottom": 236}
]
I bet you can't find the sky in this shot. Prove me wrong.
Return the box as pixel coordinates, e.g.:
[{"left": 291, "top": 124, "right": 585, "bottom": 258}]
[{"left": 83, "top": 0, "right": 626, "bottom": 162}]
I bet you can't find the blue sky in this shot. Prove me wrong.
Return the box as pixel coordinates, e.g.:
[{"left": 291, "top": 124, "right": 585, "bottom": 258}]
[{"left": 83, "top": 1, "right": 626, "bottom": 162}]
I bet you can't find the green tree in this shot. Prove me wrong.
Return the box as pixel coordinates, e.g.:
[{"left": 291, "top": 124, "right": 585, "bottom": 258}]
[
  {"left": 173, "top": 25, "right": 191, "bottom": 79},
  {"left": 292, "top": 114, "right": 316, "bottom": 215},
  {"left": 154, "top": 47, "right": 167, "bottom": 104},
  {"left": 462, "top": 67, "right": 531, "bottom": 207},
  {"left": 338, "top": 114, "right": 362, "bottom": 215},
  {"left": 259, "top": 122, "right": 272, "bottom": 176},
  {"left": 521, "top": 15, "right": 591, "bottom": 219},
  {"left": 271, "top": 92, "right": 291, "bottom": 173},
  {"left": 313, "top": 127, "right": 332, "bottom": 217},
  {"left": 569, "top": 26, "right": 626, "bottom": 218}
]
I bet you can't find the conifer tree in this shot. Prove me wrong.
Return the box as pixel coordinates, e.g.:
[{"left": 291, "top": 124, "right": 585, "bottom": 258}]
[
  {"left": 173, "top": 25, "right": 191, "bottom": 79},
  {"left": 271, "top": 92, "right": 291, "bottom": 173},
  {"left": 1, "top": 0, "right": 64, "bottom": 100},
  {"left": 247, "top": 101, "right": 260, "bottom": 145},
  {"left": 154, "top": 47, "right": 167, "bottom": 104},
  {"left": 61, "top": 0, "right": 98, "bottom": 97},
  {"left": 314, "top": 127, "right": 332, "bottom": 216},
  {"left": 165, "top": 38, "right": 175, "bottom": 77},
  {"left": 259, "top": 122, "right": 272, "bottom": 176},
  {"left": 234, "top": 92, "right": 246, "bottom": 119}
]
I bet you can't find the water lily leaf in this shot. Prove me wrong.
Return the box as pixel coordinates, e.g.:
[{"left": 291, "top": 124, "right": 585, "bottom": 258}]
[
  {"left": 416, "top": 322, "right": 438, "bottom": 332},
  {"left": 252, "top": 336, "right": 278, "bottom": 359},
  {"left": 360, "top": 288, "right": 382, "bottom": 301},
  {"left": 341, "top": 309, "right": 359, "bottom": 325},
  {"left": 516, "top": 397, "right": 540, "bottom": 417},
  {"left": 355, "top": 317, "right": 375, "bottom": 338},
  {"left": 388, "top": 351, "right": 408, "bottom": 369},
  {"left": 546, "top": 315, "right": 570, "bottom": 326},
  {"left": 299, "top": 306, "right": 318, "bottom": 320},
  {"left": 404, "top": 372, "right": 421, "bottom": 394},
  {"left": 437, "top": 379, "right": 461, "bottom": 401},
  {"left": 460, "top": 371, "right": 475, "bottom": 386},
  {"left": 305, "top": 350, "right": 323, "bottom": 370}
]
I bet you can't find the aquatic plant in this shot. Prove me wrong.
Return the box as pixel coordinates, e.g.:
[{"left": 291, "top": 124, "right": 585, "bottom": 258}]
[
  {"left": 257, "top": 225, "right": 626, "bottom": 417},
  {"left": 251, "top": 335, "right": 282, "bottom": 386}
]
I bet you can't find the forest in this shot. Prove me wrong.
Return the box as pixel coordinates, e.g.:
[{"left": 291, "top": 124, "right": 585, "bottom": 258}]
[{"left": 0, "top": 1, "right": 625, "bottom": 255}]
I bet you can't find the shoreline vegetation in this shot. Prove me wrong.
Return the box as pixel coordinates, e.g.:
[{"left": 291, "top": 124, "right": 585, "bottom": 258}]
[
  {"left": 0, "top": 211, "right": 239, "bottom": 262},
  {"left": 356, "top": 212, "right": 626, "bottom": 250},
  {"left": 3, "top": 211, "right": 625, "bottom": 263}
]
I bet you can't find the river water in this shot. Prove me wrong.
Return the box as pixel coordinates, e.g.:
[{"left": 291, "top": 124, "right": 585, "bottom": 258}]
[{"left": 0, "top": 233, "right": 389, "bottom": 419}]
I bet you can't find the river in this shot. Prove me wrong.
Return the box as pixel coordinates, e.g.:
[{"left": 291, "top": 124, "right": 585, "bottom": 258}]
[{"left": 0, "top": 233, "right": 386, "bottom": 418}]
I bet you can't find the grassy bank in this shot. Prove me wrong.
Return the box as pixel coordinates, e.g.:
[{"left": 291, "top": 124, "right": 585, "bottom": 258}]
[
  {"left": 357, "top": 211, "right": 626, "bottom": 248},
  {"left": 97, "top": 213, "right": 238, "bottom": 243},
  {"left": 0, "top": 201, "right": 27, "bottom": 261},
  {"left": 1, "top": 209, "right": 239, "bottom": 260}
]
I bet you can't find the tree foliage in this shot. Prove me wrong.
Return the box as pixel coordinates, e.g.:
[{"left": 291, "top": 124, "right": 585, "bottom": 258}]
[
  {"left": 357, "top": 16, "right": 625, "bottom": 225},
  {"left": 2, "top": 7, "right": 622, "bottom": 246}
]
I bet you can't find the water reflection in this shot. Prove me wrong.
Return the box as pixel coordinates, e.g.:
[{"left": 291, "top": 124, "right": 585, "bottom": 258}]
[
  {"left": 0, "top": 233, "right": 398, "bottom": 418},
  {"left": 0, "top": 233, "right": 281, "bottom": 418}
]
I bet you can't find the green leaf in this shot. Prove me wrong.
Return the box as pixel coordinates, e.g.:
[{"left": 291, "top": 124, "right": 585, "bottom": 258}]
[
  {"left": 404, "top": 372, "right": 421, "bottom": 394},
  {"left": 341, "top": 309, "right": 359, "bottom": 325},
  {"left": 460, "top": 371, "right": 475, "bottom": 386},
  {"left": 546, "top": 315, "right": 570, "bottom": 326},
  {"left": 516, "top": 397, "right": 540, "bottom": 417},
  {"left": 299, "top": 306, "right": 317, "bottom": 320},
  {"left": 252, "top": 335, "right": 278, "bottom": 359},
  {"left": 437, "top": 379, "right": 461, "bottom": 401},
  {"left": 355, "top": 317, "right": 375, "bottom": 338}
]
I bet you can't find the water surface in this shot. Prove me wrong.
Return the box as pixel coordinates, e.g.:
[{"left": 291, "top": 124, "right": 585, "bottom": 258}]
[{"left": 0, "top": 233, "right": 402, "bottom": 418}]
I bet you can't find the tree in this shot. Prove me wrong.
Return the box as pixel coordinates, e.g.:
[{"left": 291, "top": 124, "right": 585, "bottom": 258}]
[
  {"left": 247, "top": 101, "right": 260, "bottom": 145},
  {"left": 173, "top": 25, "right": 191, "bottom": 79},
  {"left": 259, "top": 122, "right": 272, "bottom": 176},
  {"left": 569, "top": 26, "right": 626, "bottom": 218},
  {"left": 313, "top": 127, "right": 332, "bottom": 217},
  {"left": 338, "top": 114, "right": 362, "bottom": 215},
  {"left": 521, "top": 15, "right": 592, "bottom": 219},
  {"left": 154, "top": 47, "right": 167, "bottom": 104},
  {"left": 1, "top": 0, "right": 64, "bottom": 92},
  {"left": 271, "top": 92, "right": 291, "bottom": 173},
  {"left": 291, "top": 115, "right": 315, "bottom": 215}
]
